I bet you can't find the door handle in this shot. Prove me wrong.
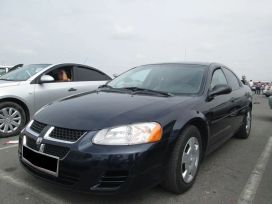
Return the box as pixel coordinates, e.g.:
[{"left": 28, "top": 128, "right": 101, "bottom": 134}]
[{"left": 68, "top": 88, "right": 77, "bottom": 92}]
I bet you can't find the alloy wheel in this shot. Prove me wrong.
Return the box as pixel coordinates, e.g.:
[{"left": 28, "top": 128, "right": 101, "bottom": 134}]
[
  {"left": 0, "top": 107, "right": 22, "bottom": 133},
  {"left": 245, "top": 111, "right": 251, "bottom": 135},
  {"left": 181, "top": 137, "right": 200, "bottom": 183}
]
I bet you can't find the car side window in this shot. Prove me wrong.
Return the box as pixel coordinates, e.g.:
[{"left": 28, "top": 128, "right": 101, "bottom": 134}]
[
  {"left": 223, "top": 68, "right": 241, "bottom": 90},
  {"left": 73, "top": 67, "right": 110, "bottom": 81},
  {"left": 210, "top": 68, "right": 228, "bottom": 90},
  {"left": 46, "top": 67, "right": 73, "bottom": 83}
]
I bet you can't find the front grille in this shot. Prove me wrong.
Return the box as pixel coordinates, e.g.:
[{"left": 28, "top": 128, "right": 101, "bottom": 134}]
[
  {"left": 93, "top": 171, "right": 128, "bottom": 190},
  {"left": 26, "top": 137, "right": 38, "bottom": 151},
  {"left": 44, "top": 144, "right": 69, "bottom": 159},
  {"left": 30, "top": 120, "right": 47, "bottom": 134},
  {"left": 26, "top": 137, "right": 69, "bottom": 159},
  {"left": 49, "top": 127, "right": 86, "bottom": 142}
]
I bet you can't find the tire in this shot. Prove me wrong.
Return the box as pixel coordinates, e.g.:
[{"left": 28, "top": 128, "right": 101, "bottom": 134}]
[
  {"left": 161, "top": 125, "right": 202, "bottom": 194},
  {"left": 235, "top": 109, "right": 252, "bottom": 139},
  {"left": 0, "top": 101, "right": 26, "bottom": 138}
]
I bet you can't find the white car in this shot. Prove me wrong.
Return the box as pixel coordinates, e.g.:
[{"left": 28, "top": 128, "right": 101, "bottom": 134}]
[
  {"left": 0, "top": 66, "right": 12, "bottom": 76},
  {"left": 264, "top": 86, "right": 272, "bottom": 97},
  {"left": 0, "top": 63, "right": 111, "bottom": 137}
]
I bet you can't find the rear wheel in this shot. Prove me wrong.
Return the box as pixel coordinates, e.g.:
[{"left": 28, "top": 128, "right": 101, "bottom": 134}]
[
  {"left": 0, "top": 102, "right": 26, "bottom": 138},
  {"left": 235, "top": 109, "right": 252, "bottom": 139},
  {"left": 161, "top": 125, "right": 202, "bottom": 194}
]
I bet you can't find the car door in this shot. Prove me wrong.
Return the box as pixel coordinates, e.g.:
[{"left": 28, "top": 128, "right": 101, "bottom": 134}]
[
  {"left": 33, "top": 66, "right": 80, "bottom": 112},
  {"left": 206, "top": 68, "right": 234, "bottom": 146},
  {"left": 70, "top": 66, "right": 111, "bottom": 93},
  {"left": 222, "top": 67, "right": 247, "bottom": 131}
]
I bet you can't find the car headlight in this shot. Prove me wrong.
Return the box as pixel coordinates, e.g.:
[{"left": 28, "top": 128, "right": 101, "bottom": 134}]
[{"left": 92, "top": 122, "right": 162, "bottom": 145}]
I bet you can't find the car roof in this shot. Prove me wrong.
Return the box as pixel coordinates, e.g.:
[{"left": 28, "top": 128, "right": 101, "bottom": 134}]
[
  {"left": 50, "top": 63, "right": 99, "bottom": 69},
  {"left": 142, "top": 62, "right": 218, "bottom": 67}
]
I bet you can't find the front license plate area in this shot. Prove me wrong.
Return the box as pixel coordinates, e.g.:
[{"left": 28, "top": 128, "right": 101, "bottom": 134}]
[{"left": 22, "top": 145, "right": 59, "bottom": 177}]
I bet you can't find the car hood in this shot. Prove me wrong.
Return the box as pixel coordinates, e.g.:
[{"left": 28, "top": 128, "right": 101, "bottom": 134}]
[
  {"left": 34, "top": 91, "right": 192, "bottom": 131},
  {"left": 0, "top": 80, "right": 21, "bottom": 87}
]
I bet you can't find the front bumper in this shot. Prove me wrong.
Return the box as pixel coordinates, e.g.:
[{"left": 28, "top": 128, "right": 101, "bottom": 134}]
[{"left": 18, "top": 130, "right": 168, "bottom": 194}]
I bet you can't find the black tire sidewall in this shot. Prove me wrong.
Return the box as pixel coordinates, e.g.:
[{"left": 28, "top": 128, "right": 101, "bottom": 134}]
[
  {"left": 0, "top": 102, "right": 26, "bottom": 138},
  {"left": 237, "top": 109, "right": 252, "bottom": 139},
  {"left": 246, "top": 110, "right": 252, "bottom": 136},
  {"left": 175, "top": 126, "right": 202, "bottom": 191}
]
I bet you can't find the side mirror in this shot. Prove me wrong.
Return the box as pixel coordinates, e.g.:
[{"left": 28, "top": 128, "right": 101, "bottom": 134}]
[
  {"left": 207, "top": 84, "right": 232, "bottom": 101},
  {"left": 113, "top": 74, "right": 119, "bottom": 78},
  {"left": 40, "top": 75, "right": 55, "bottom": 83}
]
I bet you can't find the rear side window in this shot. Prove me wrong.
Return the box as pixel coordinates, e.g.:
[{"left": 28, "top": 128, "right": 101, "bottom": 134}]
[
  {"left": 73, "top": 67, "right": 111, "bottom": 81},
  {"left": 223, "top": 68, "right": 241, "bottom": 90},
  {"left": 210, "top": 68, "right": 228, "bottom": 90}
]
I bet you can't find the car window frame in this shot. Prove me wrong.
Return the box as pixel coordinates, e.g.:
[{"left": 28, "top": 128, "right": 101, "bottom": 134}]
[
  {"left": 31, "top": 64, "right": 111, "bottom": 84},
  {"left": 40, "top": 66, "right": 75, "bottom": 83},
  {"left": 222, "top": 66, "right": 242, "bottom": 90},
  {"left": 209, "top": 67, "right": 229, "bottom": 91},
  {"left": 31, "top": 65, "right": 76, "bottom": 84}
]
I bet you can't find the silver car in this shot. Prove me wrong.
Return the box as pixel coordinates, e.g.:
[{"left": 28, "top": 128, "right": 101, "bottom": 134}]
[
  {"left": 0, "top": 63, "right": 111, "bottom": 137},
  {"left": 0, "top": 66, "right": 12, "bottom": 76}
]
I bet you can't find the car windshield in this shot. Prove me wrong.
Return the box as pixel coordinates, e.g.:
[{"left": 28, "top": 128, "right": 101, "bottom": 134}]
[
  {"left": 108, "top": 64, "right": 207, "bottom": 95},
  {"left": 0, "top": 64, "right": 50, "bottom": 81}
]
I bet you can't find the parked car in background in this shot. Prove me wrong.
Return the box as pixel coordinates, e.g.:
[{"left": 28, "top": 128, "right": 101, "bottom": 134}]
[
  {"left": 0, "top": 66, "right": 12, "bottom": 76},
  {"left": 269, "top": 96, "right": 272, "bottom": 109},
  {"left": 264, "top": 89, "right": 272, "bottom": 97},
  {"left": 19, "top": 62, "right": 252, "bottom": 194},
  {"left": 0, "top": 64, "right": 24, "bottom": 76},
  {"left": 0, "top": 63, "right": 111, "bottom": 137},
  {"left": 263, "top": 84, "right": 272, "bottom": 97}
]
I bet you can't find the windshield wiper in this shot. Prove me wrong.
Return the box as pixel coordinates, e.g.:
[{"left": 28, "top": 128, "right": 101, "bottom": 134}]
[
  {"left": 98, "top": 84, "right": 113, "bottom": 89},
  {"left": 122, "top": 87, "right": 174, "bottom": 97},
  {"left": 97, "top": 84, "right": 132, "bottom": 94}
]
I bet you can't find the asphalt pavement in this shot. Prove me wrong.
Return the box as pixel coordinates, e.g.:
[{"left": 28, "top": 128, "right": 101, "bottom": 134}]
[{"left": 0, "top": 94, "right": 271, "bottom": 204}]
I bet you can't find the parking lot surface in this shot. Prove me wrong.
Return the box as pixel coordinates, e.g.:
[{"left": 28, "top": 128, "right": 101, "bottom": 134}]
[{"left": 0, "top": 95, "right": 271, "bottom": 204}]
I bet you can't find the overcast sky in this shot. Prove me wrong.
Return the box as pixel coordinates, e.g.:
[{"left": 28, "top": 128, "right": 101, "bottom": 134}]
[{"left": 0, "top": 0, "right": 272, "bottom": 81}]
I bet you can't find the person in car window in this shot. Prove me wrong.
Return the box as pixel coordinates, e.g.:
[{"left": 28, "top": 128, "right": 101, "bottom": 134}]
[{"left": 57, "top": 69, "right": 71, "bottom": 82}]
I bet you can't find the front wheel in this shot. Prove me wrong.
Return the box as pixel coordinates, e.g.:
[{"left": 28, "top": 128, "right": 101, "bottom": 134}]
[
  {"left": 0, "top": 102, "right": 26, "bottom": 138},
  {"left": 161, "top": 125, "right": 202, "bottom": 194}
]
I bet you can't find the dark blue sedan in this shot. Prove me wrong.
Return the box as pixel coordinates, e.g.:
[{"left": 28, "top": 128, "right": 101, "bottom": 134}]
[{"left": 19, "top": 62, "right": 252, "bottom": 194}]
